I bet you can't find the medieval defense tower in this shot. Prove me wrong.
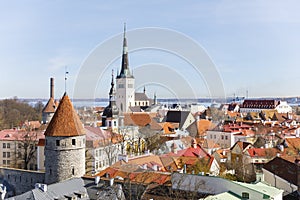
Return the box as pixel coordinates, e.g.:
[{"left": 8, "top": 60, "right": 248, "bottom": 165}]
[{"left": 44, "top": 93, "right": 86, "bottom": 184}]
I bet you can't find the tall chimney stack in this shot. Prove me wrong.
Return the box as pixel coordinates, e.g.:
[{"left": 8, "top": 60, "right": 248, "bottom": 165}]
[{"left": 50, "top": 78, "right": 54, "bottom": 98}]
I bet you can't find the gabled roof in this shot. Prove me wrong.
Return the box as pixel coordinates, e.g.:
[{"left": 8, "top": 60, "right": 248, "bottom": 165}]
[
  {"left": 123, "top": 113, "right": 162, "bottom": 130},
  {"left": 173, "top": 144, "right": 210, "bottom": 158},
  {"left": 8, "top": 178, "right": 88, "bottom": 200},
  {"left": 164, "top": 110, "right": 191, "bottom": 129},
  {"left": 135, "top": 92, "right": 149, "bottom": 101},
  {"left": 44, "top": 93, "right": 85, "bottom": 137},
  {"left": 230, "top": 141, "right": 252, "bottom": 151},
  {"left": 247, "top": 148, "right": 278, "bottom": 158},
  {"left": 263, "top": 157, "right": 300, "bottom": 186}
]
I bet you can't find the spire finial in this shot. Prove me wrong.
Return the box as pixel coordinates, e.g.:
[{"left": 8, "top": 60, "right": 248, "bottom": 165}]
[
  {"left": 111, "top": 69, "right": 114, "bottom": 85},
  {"left": 123, "top": 22, "right": 126, "bottom": 38},
  {"left": 143, "top": 86, "right": 146, "bottom": 94}
]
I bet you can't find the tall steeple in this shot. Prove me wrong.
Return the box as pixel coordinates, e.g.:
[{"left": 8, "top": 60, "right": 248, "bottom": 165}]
[
  {"left": 102, "top": 70, "right": 119, "bottom": 130},
  {"left": 117, "top": 23, "right": 133, "bottom": 78},
  {"left": 116, "top": 23, "right": 135, "bottom": 113},
  {"left": 109, "top": 70, "right": 116, "bottom": 101}
]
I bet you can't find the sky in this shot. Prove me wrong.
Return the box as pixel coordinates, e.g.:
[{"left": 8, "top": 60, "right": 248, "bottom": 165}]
[{"left": 1, "top": 0, "right": 300, "bottom": 99}]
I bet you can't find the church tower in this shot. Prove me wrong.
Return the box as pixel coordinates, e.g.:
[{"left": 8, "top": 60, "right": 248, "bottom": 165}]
[
  {"left": 44, "top": 93, "right": 85, "bottom": 184},
  {"left": 102, "top": 70, "right": 119, "bottom": 132},
  {"left": 116, "top": 24, "right": 135, "bottom": 113}
]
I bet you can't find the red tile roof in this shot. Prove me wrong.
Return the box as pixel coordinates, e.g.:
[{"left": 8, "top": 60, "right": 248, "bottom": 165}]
[
  {"left": 42, "top": 97, "right": 57, "bottom": 113},
  {"left": 0, "top": 129, "right": 45, "bottom": 141},
  {"left": 124, "top": 113, "right": 162, "bottom": 130},
  {"left": 247, "top": 148, "right": 278, "bottom": 157},
  {"left": 85, "top": 127, "right": 122, "bottom": 148},
  {"left": 197, "top": 119, "right": 212, "bottom": 136},
  {"left": 44, "top": 93, "right": 85, "bottom": 137}
]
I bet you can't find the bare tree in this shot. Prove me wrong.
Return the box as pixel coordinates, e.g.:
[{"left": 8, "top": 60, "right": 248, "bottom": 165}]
[{"left": 13, "top": 130, "right": 39, "bottom": 170}]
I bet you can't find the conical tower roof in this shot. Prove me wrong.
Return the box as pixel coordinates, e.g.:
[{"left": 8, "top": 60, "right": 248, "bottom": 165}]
[
  {"left": 44, "top": 93, "right": 85, "bottom": 137},
  {"left": 42, "top": 97, "right": 56, "bottom": 113}
]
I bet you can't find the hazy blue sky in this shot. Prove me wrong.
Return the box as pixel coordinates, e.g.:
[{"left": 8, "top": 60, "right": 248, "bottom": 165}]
[{"left": 1, "top": 1, "right": 300, "bottom": 99}]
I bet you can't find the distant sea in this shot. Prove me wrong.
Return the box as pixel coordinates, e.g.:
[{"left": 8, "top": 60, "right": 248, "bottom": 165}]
[{"left": 20, "top": 96, "right": 300, "bottom": 108}]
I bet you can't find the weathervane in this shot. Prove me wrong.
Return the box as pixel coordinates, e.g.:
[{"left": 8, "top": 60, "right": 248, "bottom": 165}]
[{"left": 65, "top": 66, "right": 69, "bottom": 93}]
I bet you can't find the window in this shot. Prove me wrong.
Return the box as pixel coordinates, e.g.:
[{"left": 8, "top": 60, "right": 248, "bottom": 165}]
[
  {"left": 3, "top": 160, "right": 6, "bottom": 165},
  {"left": 7, "top": 160, "right": 10, "bottom": 165},
  {"left": 72, "top": 139, "right": 76, "bottom": 145},
  {"left": 7, "top": 152, "right": 10, "bottom": 158},
  {"left": 114, "top": 121, "right": 117, "bottom": 126},
  {"left": 242, "top": 192, "right": 249, "bottom": 199},
  {"left": 18, "top": 143, "right": 22, "bottom": 148},
  {"left": 72, "top": 167, "right": 75, "bottom": 175},
  {"left": 128, "top": 84, "right": 133, "bottom": 88},
  {"left": 7, "top": 143, "right": 10, "bottom": 148},
  {"left": 56, "top": 140, "right": 60, "bottom": 146},
  {"left": 221, "top": 135, "right": 224, "bottom": 140},
  {"left": 3, "top": 143, "right": 6, "bottom": 148},
  {"left": 49, "top": 169, "right": 52, "bottom": 175},
  {"left": 118, "top": 84, "right": 124, "bottom": 88},
  {"left": 225, "top": 136, "right": 228, "bottom": 140},
  {"left": 214, "top": 135, "right": 216, "bottom": 139},
  {"left": 3, "top": 152, "right": 6, "bottom": 158},
  {"left": 108, "top": 121, "right": 112, "bottom": 127}
]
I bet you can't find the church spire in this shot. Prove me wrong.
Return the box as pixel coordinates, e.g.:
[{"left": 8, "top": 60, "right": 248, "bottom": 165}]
[
  {"left": 109, "top": 70, "right": 116, "bottom": 98},
  {"left": 117, "top": 23, "right": 133, "bottom": 78}
]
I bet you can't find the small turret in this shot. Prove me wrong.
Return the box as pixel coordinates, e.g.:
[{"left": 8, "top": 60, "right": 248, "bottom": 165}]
[{"left": 42, "top": 78, "right": 57, "bottom": 124}]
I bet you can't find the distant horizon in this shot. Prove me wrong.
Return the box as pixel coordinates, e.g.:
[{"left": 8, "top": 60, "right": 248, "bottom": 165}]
[{"left": 4, "top": 95, "right": 299, "bottom": 101}]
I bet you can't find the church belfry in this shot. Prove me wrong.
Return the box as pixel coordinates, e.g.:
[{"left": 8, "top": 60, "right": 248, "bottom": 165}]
[
  {"left": 102, "top": 70, "right": 119, "bottom": 132},
  {"left": 116, "top": 23, "right": 135, "bottom": 113}
]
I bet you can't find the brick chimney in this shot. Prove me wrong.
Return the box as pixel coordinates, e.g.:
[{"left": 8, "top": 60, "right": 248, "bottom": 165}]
[{"left": 50, "top": 77, "right": 54, "bottom": 98}]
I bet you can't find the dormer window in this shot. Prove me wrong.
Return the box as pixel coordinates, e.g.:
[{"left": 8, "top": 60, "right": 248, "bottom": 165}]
[{"left": 72, "top": 139, "right": 76, "bottom": 146}]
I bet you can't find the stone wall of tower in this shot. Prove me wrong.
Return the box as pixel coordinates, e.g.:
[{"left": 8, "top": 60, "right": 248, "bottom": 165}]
[
  {"left": 116, "top": 77, "right": 135, "bottom": 113},
  {"left": 44, "top": 135, "right": 85, "bottom": 184},
  {"left": 42, "top": 112, "right": 54, "bottom": 124}
]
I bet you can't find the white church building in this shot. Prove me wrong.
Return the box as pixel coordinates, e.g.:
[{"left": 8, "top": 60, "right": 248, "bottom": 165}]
[{"left": 116, "top": 25, "right": 153, "bottom": 113}]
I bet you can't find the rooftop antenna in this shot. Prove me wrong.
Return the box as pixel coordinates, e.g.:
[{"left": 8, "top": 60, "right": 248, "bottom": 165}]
[{"left": 65, "top": 66, "right": 69, "bottom": 93}]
